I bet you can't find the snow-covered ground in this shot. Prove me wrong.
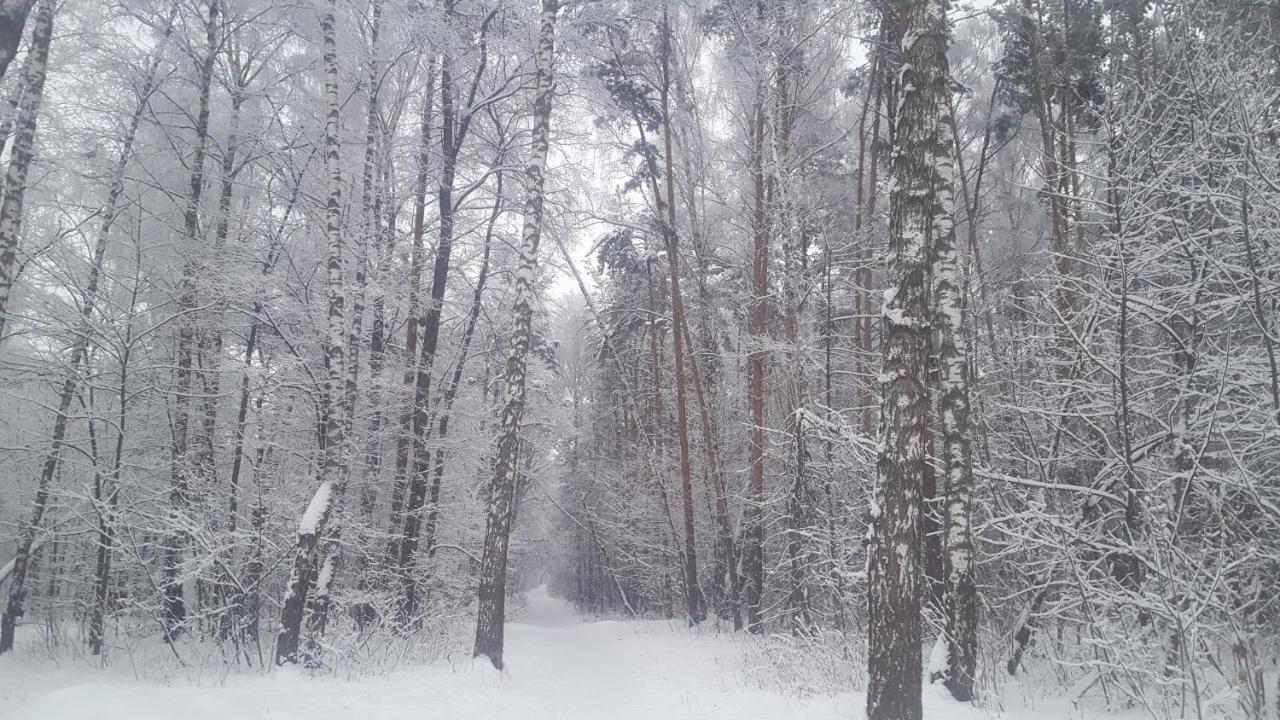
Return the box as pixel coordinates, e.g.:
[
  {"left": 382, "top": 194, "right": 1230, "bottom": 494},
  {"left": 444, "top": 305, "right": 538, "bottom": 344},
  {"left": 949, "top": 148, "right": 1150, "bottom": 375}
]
[{"left": 0, "top": 587, "right": 1110, "bottom": 720}]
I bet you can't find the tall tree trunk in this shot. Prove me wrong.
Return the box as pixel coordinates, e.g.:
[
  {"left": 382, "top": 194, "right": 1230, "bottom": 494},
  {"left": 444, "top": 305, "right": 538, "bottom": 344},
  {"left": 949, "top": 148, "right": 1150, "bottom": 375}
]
[
  {"left": 821, "top": 236, "right": 847, "bottom": 631},
  {"left": 387, "top": 53, "right": 436, "bottom": 567},
  {"left": 228, "top": 162, "right": 304, "bottom": 541},
  {"left": 163, "top": 0, "right": 219, "bottom": 643},
  {"left": 673, "top": 101, "right": 741, "bottom": 628},
  {"left": 395, "top": 51, "right": 458, "bottom": 623},
  {"left": 657, "top": 4, "right": 704, "bottom": 625},
  {"left": 398, "top": 1, "right": 500, "bottom": 621},
  {"left": 0, "top": 0, "right": 35, "bottom": 84},
  {"left": 275, "top": 0, "right": 347, "bottom": 665},
  {"left": 90, "top": 259, "right": 144, "bottom": 656},
  {"left": 742, "top": 57, "right": 768, "bottom": 634},
  {"left": 473, "top": 0, "right": 559, "bottom": 669},
  {"left": 771, "top": 4, "right": 814, "bottom": 634},
  {"left": 343, "top": 0, "right": 383, "bottom": 527},
  {"left": 932, "top": 66, "right": 977, "bottom": 703},
  {"left": 357, "top": 0, "right": 387, "bottom": 527},
  {"left": 411, "top": 168, "right": 501, "bottom": 623},
  {"left": 867, "top": 0, "right": 952, "bottom": 715},
  {"left": 197, "top": 76, "right": 252, "bottom": 644},
  {"left": 0, "top": 0, "right": 52, "bottom": 345},
  {"left": 397, "top": 0, "right": 466, "bottom": 612},
  {"left": 678, "top": 314, "right": 737, "bottom": 629},
  {"left": 195, "top": 78, "right": 246, "bottom": 546},
  {"left": 0, "top": 57, "right": 28, "bottom": 161},
  {"left": 852, "top": 25, "right": 884, "bottom": 437}
]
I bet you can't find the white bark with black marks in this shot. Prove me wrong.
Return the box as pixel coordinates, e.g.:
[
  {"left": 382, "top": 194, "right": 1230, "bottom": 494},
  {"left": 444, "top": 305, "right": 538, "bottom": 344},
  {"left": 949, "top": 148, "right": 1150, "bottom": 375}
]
[
  {"left": 0, "top": 0, "right": 52, "bottom": 346},
  {"left": 473, "top": 0, "right": 559, "bottom": 670},
  {"left": 276, "top": 0, "right": 348, "bottom": 666},
  {"left": 867, "top": 0, "right": 955, "bottom": 715}
]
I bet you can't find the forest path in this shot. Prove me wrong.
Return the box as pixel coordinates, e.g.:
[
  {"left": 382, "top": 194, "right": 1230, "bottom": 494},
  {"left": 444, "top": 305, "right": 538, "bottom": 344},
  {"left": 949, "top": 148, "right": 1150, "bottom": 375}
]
[
  {"left": 3, "top": 586, "right": 860, "bottom": 720},
  {"left": 3, "top": 587, "right": 1045, "bottom": 720},
  {"left": 482, "top": 584, "right": 857, "bottom": 719}
]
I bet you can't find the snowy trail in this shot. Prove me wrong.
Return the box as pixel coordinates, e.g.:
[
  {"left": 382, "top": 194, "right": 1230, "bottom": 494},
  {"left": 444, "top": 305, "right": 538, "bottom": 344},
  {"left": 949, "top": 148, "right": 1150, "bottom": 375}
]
[{"left": 0, "top": 587, "right": 996, "bottom": 720}]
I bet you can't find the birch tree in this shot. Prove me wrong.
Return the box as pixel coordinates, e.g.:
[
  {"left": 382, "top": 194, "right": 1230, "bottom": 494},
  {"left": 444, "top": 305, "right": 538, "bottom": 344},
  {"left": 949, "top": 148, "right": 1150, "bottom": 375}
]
[
  {"left": 275, "top": 0, "right": 348, "bottom": 666},
  {"left": 0, "top": 0, "right": 52, "bottom": 345},
  {"left": 474, "top": 0, "right": 559, "bottom": 669},
  {"left": 931, "top": 40, "right": 978, "bottom": 704},
  {"left": 867, "top": 0, "right": 953, "bottom": 715}
]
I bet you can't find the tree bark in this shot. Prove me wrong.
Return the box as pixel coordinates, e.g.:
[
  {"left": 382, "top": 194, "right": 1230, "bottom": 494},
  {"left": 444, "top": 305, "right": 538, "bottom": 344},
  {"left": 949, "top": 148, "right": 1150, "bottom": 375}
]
[
  {"left": 275, "top": 0, "right": 347, "bottom": 665},
  {"left": 397, "top": 1, "right": 502, "bottom": 623},
  {"left": 742, "top": 28, "right": 769, "bottom": 633},
  {"left": 345, "top": 0, "right": 383, "bottom": 526},
  {"left": 0, "top": 0, "right": 52, "bottom": 346},
  {"left": 473, "top": 0, "right": 559, "bottom": 669},
  {"left": 867, "top": 0, "right": 952, "bottom": 715},
  {"left": 931, "top": 57, "right": 977, "bottom": 701},
  {"left": 0, "top": 0, "right": 34, "bottom": 85},
  {"left": 357, "top": 0, "right": 388, "bottom": 527}
]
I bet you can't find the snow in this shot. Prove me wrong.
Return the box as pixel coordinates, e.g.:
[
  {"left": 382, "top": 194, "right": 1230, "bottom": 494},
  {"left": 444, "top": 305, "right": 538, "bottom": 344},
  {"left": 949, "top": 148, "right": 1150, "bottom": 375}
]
[
  {"left": 298, "top": 480, "right": 333, "bottom": 535},
  {"left": 927, "top": 633, "right": 948, "bottom": 679},
  {"left": 0, "top": 587, "right": 1120, "bottom": 720}
]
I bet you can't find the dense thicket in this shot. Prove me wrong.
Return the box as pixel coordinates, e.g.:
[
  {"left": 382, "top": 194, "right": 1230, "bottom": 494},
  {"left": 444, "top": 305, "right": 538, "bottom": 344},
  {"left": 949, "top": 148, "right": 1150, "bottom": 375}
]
[{"left": 0, "top": 0, "right": 1276, "bottom": 717}]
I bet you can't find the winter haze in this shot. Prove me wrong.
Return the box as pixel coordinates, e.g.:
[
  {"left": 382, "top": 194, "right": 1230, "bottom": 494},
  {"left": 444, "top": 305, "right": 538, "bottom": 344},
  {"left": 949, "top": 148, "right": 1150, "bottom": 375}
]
[{"left": 0, "top": 1, "right": 1276, "bottom": 719}]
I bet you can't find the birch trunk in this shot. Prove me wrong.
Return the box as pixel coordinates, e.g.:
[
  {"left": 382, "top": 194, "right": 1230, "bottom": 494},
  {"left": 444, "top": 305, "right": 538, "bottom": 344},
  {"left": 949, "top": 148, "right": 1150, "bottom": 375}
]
[
  {"left": 0, "top": 0, "right": 52, "bottom": 345},
  {"left": 0, "top": 51, "right": 29, "bottom": 159},
  {"left": 867, "top": 0, "right": 952, "bottom": 715},
  {"left": 357, "top": 0, "right": 387, "bottom": 525},
  {"left": 473, "top": 0, "right": 558, "bottom": 669},
  {"left": 387, "top": 53, "right": 436, "bottom": 567},
  {"left": 275, "top": 0, "right": 347, "bottom": 665},
  {"left": 742, "top": 51, "right": 768, "bottom": 634},
  {"left": 345, "top": 0, "right": 383, "bottom": 516},
  {"left": 0, "top": 0, "right": 34, "bottom": 84},
  {"left": 931, "top": 68, "right": 978, "bottom": 703}
]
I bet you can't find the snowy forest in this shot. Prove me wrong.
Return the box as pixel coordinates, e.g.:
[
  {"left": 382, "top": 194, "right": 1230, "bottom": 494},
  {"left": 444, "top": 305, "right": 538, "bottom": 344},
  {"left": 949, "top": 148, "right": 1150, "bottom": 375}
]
[{"left": 0, "top": 0, "right": 1277, "bottom": 718}]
